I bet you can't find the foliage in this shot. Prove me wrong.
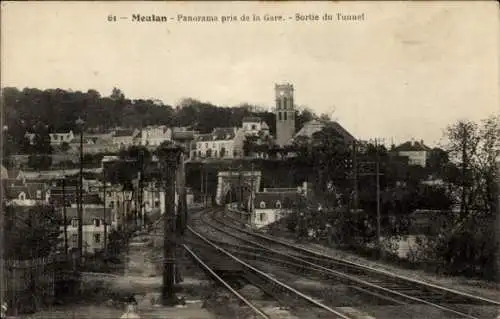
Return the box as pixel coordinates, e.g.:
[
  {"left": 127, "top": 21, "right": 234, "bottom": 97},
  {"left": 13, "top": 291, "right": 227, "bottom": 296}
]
[
  {"left": 3, "top": 87, "right": 321, "bottom": 157},
  {"left": 3, "top": 205, "right": 62, "bottom": 259},
  {"left": 412, "top": 115, "right": 499, "bottom": 279},
  {"left": 27, "top": 154, "right": 52, "bottom": 170},
  {"left": 60, "top": 142, "right": 70, "bottom": 152}
]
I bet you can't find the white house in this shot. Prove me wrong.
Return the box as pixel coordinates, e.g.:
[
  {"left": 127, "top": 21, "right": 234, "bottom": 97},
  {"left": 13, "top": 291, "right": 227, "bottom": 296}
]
[
  {"left": 241, "top": 117, "right": 270, "bottom": 137},
  {"left": 142, "top": 182, "right": 166, "bottom": 216},
  {"left": 5, "top": 182, "right": 51, "bottom": 206},
  {"left": 195, "top": 127, "right": 245, "bottom": 159},
  {"left": 112, "top": 128, "right": 141, "bottom": 149},
  {"left": 63, "top": 207, "right": 114, "bottom": 254},
  {"left": 141, "top": 125, "right": 172, "bottom": 146},
  {"left": 394, "top": 140, "right": 431, "bottom": 167},
  {"left": 250, "top": 191, "right": 299, "bottom": 229},
  {"left": 24, "top": 130, "right": 75, "bottom": 146},
  {"left": 50, "top": 131, "right": 75, "bottom": 146}
]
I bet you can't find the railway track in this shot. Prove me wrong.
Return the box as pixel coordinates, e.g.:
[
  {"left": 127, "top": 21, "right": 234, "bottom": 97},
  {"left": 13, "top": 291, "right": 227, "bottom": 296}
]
[
  {"left": 147, "top": 209, "right": 271, "bottom": 318},
  {"left": 188, "top": 208, "right": 355, "bottom": 318},
  {"left": 198, "top": 207, "right": 500, "bottom": 319},
  {"left": 149, "top": 208, "right": 352, "bottom": 318}
]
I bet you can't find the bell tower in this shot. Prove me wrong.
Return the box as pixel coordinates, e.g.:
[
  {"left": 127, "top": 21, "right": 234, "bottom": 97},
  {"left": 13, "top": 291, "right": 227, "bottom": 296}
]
[{"left": 275, "top": 83, "right": 295, "bottom": 146}]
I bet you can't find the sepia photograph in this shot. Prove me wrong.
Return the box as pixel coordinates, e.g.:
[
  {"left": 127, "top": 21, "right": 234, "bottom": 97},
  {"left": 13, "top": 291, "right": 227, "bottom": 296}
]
[{"left": 1, "top": 1, "right": 499, "bottom": 318}]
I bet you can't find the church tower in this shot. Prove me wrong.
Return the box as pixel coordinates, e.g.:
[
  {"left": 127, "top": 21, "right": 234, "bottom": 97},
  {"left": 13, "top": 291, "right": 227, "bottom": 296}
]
[{"left": 275, "top": 83, "right": 295, "bottom": 146}]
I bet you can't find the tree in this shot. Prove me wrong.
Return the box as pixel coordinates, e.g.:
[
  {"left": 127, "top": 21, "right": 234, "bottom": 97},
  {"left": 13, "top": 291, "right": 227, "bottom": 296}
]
[
  {"left": 31, "top": 124, "right": 52, "bottom": 155},
  {"left": 110, "top": 87, "right": 125, "bottom": 101},
  {"left": 60, "top": 142, "right": 70, "bottom": 152},
  {"left": 27, "top": 154, "right": 52, "bottom": 170},
  {"left": 444, "top": 116, "right": 499, "bottom": 219},
  {"left": 426, "top": 147, "right": 449, "bottom": 173},
  {"left": 414, "top": 115, "right": 499, "bottom": 279},
  {"left": 310, "top": 126, "right": 351, "bottom": 209},
  {"left": 445, "top": 120, "right": 480, "bottom": 218},
  {"left": 3, "top": 205, "right": 62, "bottom": 260}
]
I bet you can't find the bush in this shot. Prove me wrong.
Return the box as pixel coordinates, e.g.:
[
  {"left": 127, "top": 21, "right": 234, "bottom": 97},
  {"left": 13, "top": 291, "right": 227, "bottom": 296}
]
[{"left": 412, "top": 216, "right": 498, "bottom": 280}]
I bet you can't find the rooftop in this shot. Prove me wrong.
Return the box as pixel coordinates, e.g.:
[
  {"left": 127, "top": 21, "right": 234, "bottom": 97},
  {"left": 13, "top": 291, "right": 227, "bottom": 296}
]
[
  {"left": 294, "top": 120, "right": 355, "bottom": 143},
  {"left": 394, "top": 140, "right": 431, "bottom": 152},
  {"left": 242, "top": 116, "right": 262, "bottom": 123},
  {"left": 114, "top": 129, "right": 137, "bottom": 137}
]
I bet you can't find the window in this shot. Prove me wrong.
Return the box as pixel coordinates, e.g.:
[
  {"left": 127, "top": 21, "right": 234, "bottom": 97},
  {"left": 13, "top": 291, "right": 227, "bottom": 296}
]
[
  {"left": 275, "top": 201, "right": 282, "bottom": 209},
  {"left": 259, "top": 201, "right": 266, "bottom": 209},
  {"left": 155, "top": 200, "right": 160, "bottom": 208},
  {"left": 36, "top": 190, "right": 42, "bottom": 199},
  {"left": 283, "top": 99, "right": 287, "bottom": 109},
  {"left": 284, "top": 112, "right": 287, "bottom": 121},
  {"left": 251, "top": 124, "right": 256, "bottom": 130},
  {"left": 72, "top": 234, "right": 78, "bottom": 244},
  {"left": 94, "top": 218, "right": 101, "bottom": 227},
  {"left": 71, "top": 219, "right": 79, "bottom": 228},
  {"left": 205, "top": 143, "right": 208, "bottom": 148},
  {"left": 94, "top": 234, "right": 101, "bottom": 243},
  {"left": 109, "top": 201, "right": 114, "bottom": 209},
  {"left": 18, "top": 192, "right": 26, "bottom": 201},
  {"left": 259, "top": 213, "right": 266, "bottom": 222},
  {"left": 278, "top": 112, "right": 282, "bottom": 121}
]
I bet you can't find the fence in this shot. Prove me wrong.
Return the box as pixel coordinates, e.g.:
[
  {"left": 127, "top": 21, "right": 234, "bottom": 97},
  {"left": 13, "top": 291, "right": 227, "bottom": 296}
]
[{"left": 1, "top": 255, "right": 73, "bottom": 315}]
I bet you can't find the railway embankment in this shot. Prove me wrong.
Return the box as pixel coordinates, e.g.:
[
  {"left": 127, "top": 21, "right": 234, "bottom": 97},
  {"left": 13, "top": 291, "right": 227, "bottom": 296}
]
[{"left": 244, "top": 214, "right": 500, "bottom": 302}]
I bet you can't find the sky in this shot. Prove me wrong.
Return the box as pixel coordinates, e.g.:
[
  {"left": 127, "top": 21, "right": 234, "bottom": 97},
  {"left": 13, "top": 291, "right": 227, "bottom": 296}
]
[{"left": 2, "top": 1, "right": 499, "bottom": 146}]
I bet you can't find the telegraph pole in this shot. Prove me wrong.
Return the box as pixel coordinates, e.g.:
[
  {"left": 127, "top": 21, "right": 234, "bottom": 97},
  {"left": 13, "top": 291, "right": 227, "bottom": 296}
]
[
  {"left": 250, "top": 163, "right": 255, "bottom": 225},
  {"left": 204, "top": 169, "right": 208, "bottom": 207},
  {"left": 353, "top": 140, "right": 359, "bottom": 213},
  {"left": 62, "top": 177, "right": 68, "bottom": 256},
  {"left": 376, "top": 139, "right": 381, "bottom": 253},
  {"left": 357, "top": 138, "right": 384, "bottom": 257},
  {"left": 160, "top": 144, "right": 181, "bottom": 306},
  {"left": 75, "top": 117, "right": 85, "bottom": 265},
  {"left": 103, "top": 176, "right": 107, "bottom": 255}
]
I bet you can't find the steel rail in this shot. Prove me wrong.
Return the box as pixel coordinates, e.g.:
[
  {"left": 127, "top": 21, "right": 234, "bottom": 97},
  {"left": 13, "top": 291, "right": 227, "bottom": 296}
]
[
  {"left": 182, "top": 244, "right": 271, "bottom": 319},
  {"left": 218, "top": 208, "right": 500, "bottom": 306},
  {"left": 201, "top": 209, "right": 484, "bottom": 319},
  {"left": 187, "top": 225, "right": 353, "bottom": 319}
]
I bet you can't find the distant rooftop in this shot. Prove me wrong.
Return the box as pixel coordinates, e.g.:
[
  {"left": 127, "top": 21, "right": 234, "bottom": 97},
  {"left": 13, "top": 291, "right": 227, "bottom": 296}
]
[
  {"left": 394, "top": 140, "right": 431, "bottom": 152},
  {"left": 242, "top": 116, "right": 262, "bottom": 123}
]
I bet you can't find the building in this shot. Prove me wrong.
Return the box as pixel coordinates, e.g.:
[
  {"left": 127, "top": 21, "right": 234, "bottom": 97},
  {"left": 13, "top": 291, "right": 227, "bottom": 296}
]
[
  {"left": 69, "top": 132, "right": 117, "bottom": 154},
  {"left": 112, "top": 128, "right": 141, "bottom": 149},
  {"left": 142, "top": 181, "right": 166, "bottom": 216},
  {"left": 293, "top": 119, "right": 356, "bottom": 144},
  {"left": 393, "top": 140, "right": 431, "bottom": 167},
  {"left": 25, "top": 130, "right": 74, "bottom": 146},
  {"left": 63, "top": 206, "right": 113, "bottom": 254},
  {"left": 4, "top": 181, "right": 51, "bottom": 206},
  {"left": 195, "top": 127, "right": 245, "bottom": 159},
  {"left": 141, "top": 125, "right": 172, "bottom": 146},
  {"left": 241, "top": 117, "right": 270, "bottom": 137},
  {"left": 275, "top": 83, "right": 296, "bottom": 146},
  {"left": 50, "top": 130, "right": 75, "bottom": 146},
  {"left": 171, "top": 127, "right": 197, "bottom": 159},
  {"left": 1, "top": 164, "right": 8, "bottom": 180},
  {"left": 250, "top": 190, "right": 300, "bottom": 229}
]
